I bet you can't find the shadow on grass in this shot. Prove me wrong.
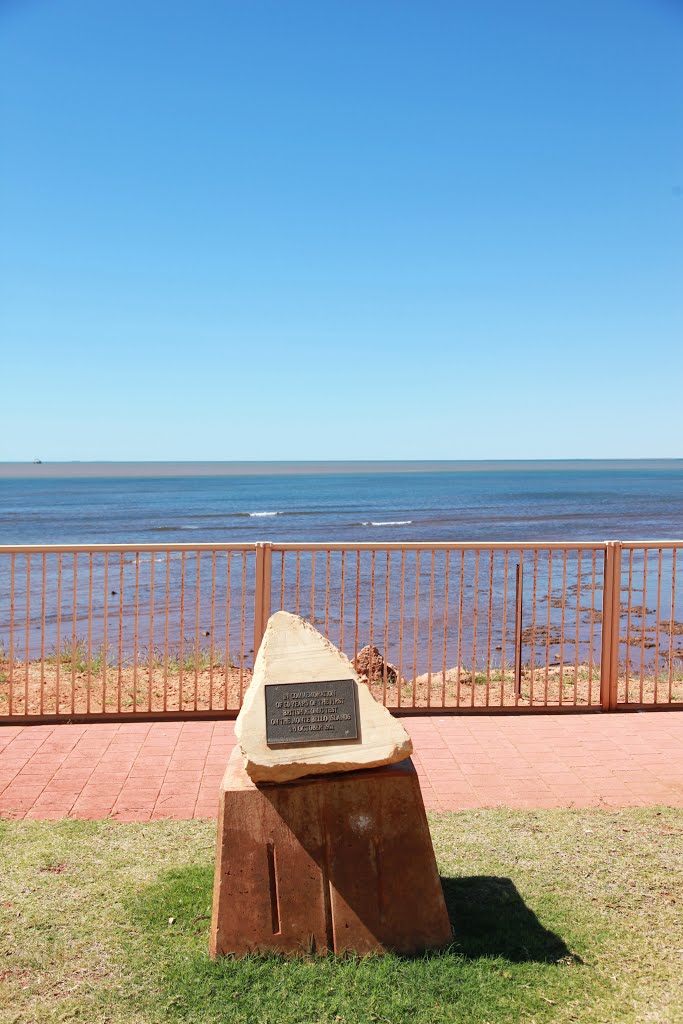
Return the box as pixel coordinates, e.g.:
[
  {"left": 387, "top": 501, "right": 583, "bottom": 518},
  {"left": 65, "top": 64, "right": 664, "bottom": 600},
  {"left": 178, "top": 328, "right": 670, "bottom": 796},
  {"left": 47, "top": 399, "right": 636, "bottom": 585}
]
[{"left": 442, "top": 876, "right": 581, "bottom": 964}]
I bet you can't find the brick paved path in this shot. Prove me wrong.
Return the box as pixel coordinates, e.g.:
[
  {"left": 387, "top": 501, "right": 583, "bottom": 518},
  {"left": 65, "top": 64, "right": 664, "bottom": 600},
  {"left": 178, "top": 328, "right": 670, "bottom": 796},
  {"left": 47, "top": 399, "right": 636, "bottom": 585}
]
[{"left": 0, "top": 712, "right": 681, "bottom": 821}]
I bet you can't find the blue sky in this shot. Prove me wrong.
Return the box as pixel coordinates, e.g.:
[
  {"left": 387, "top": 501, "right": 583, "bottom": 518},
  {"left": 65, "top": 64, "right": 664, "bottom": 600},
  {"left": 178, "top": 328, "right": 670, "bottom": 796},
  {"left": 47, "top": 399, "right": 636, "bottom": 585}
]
[{"left": 1, "top": 0, "right": 681, "bottom": 461}]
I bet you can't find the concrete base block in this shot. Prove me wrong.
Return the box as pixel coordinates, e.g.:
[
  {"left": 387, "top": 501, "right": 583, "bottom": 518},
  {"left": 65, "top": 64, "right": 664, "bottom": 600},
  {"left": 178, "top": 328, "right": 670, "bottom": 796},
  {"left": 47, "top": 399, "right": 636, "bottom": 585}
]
[{"left": 210, "top": 748, "right": 452, "bottom": 957}]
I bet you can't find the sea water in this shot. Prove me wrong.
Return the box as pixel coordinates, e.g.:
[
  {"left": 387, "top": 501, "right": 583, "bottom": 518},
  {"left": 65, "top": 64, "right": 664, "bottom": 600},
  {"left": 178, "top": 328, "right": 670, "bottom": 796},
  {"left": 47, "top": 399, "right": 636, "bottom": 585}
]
[{"left": 1, "top": 460, "right": 683, "bottom": 544}]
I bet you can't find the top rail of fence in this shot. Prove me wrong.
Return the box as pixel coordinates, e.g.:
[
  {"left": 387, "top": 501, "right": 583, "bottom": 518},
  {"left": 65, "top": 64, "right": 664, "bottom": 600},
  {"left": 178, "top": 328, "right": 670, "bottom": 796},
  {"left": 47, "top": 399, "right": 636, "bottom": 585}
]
[
  {"left": 270, "top": 541, "right": 611, "bottom": 551},
  {"left": 1, "top": 540, "right": 682, "bottom": 555},
  {"left": 0, "top": 543, "right": 258, "bottom": 554},
  {"left": 620, "top": 540, "right": 683, "bottom": 549}
]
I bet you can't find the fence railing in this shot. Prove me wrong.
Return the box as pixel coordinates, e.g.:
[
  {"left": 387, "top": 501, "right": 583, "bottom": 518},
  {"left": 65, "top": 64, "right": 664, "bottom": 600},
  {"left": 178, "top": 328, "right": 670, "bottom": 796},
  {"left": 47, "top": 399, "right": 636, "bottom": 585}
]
[{"left": 1, "top": 541, "right": 682, "bottom": 721}]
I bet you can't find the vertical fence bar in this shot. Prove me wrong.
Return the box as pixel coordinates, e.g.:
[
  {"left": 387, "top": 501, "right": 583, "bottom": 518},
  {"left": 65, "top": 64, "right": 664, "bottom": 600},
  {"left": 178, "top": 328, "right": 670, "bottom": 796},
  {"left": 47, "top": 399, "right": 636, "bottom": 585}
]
[
  {"left": 148, "top": 552, "right": 155, "bottom": 713},
  {"left": 325, "top": 550, "right": 331, "bottom": 637},
  {"left": 163, "top": 552, "right": 170, "bottom": 712},
  {"left": 24, "top": 553, "right": 30, "bottom": 713},
  {"left": 600, "top": 542, "right": 615, "bottom": 711},
  {"left": 239, "top": 552, "right": 247, "bottom": 704},
  {"left": 354, "top": 551, "right": 361, "bottom": 664},
  {"left": 639, "top": 549, "right": 648, "bottom": 704},
  {"left": 558, "top": 549, "right": 567, "bottom": 706},
  {"left": 625, "top": 548, "right": 634, "bottom": 703},
  {"left": 611, "top": 542, "right": 623, "bottom": 711},
  {"left": 514, "top": 557, "right": 523, "bottom": 699},
  {"left": 471, "top": 549, "right": 479, "bottom": 706},
  {"left": 667, "top": 549, "right": 677, "bottom": 703},
  {"left": 501, "top": 550, "right": 508, "bottom": 705},
  {"left": 573, "top": 550, "right": 581, "bottom": 706},
  {"left": 310, "top": 550, "right": 316, "bottom": 627},
  {"left": 9, "top": 553, "right": 15, "bottom": 714},
  {"left": 456, "top": 550, "right": 465, "bottom": 708},
  {"left": 383, "top": 550, "right": 390, "bottom": 707},
  {"left": 56, "top": 553, "right": 62, "bottom": 713},
  {"left": 544, "top": 550, "right": 552, "bottom": 704},
  {"left": 397, "top": 550, "right": 405, "bottom": 709},
  {"left": 101, "top": 552, "right": 108, "bottom": 713},
  {"left": 179, "top": 552, "right": 187, "bottom": 709},
  {"left": 133, "top": 552, "right": 139, "bottom": 711},
  {"left": 117, "top": 553, "right": 124, "bottom": 713},
  {"left": 588, "top": 549, "right": 596, "bottom": 704},
  {"left": 442, "top": 550, "right": 450, "bottom": 708},
  {"left": 600, "top": 541, "right": 622, "bottom": 711},
  {"left": 369, "top": 550, "right": 376, "bottom": 692},
  {"left": 224, "top": 552, "right": 232, "bottom": 711},
  {"left": 339, "top": 550, "right": 346, "bottom": 653},
  {"left": 412, "top": 550, "right": 420, "bottom": 708},
  {"left": 209, "top": 551, "right": 216, "bottom": 709},
  {"left": 87, "top": 552, "right": 93, "bottom": 715},
  {"left": 427, "top": 550, "right": 435, "bottom": 707},
  {"left": 485, "top": 549, "right": 494, "bottom": 705},
  {"left": 294, "top": 552, "right": 301, "bottom": 616},
  {"left": 529, "top": 550, "right": 538, "bottom": 704},
  {"left": 194, "top": 551, "right": 201, "bottom": 712},
  {"left": 72, "top": 552, "right": 78, "bottom": 715},
  {"left": 40, "top": 552, "right": 46, "bottom": 715},
  {"left": 653, "top": 548, "right": 663, "bottom": 703}
]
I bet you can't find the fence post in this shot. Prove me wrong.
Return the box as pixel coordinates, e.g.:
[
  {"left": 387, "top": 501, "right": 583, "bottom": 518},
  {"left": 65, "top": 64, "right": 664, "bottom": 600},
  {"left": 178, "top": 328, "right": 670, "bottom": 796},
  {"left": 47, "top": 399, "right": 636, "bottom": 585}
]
[
  {"left": 600, "top": 541, "right": 622, "bottom": 711},
  {"left": 253, "top": 542, "right": 272, "bottom": 660}
]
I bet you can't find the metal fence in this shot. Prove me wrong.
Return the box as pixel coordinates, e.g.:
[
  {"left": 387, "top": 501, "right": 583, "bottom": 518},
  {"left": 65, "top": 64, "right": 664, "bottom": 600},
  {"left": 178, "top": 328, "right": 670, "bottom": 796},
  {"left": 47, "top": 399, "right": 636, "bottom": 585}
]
[{"left": 1, "top": 541, "right": 682, "bottom": 721}]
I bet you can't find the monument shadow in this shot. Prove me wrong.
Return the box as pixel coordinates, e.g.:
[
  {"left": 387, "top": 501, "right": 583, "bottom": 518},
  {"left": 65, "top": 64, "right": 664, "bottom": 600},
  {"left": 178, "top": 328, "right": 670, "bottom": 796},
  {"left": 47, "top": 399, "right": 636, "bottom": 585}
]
[{"left": 441, "top": 875, "right": 581, "bottom": 964}]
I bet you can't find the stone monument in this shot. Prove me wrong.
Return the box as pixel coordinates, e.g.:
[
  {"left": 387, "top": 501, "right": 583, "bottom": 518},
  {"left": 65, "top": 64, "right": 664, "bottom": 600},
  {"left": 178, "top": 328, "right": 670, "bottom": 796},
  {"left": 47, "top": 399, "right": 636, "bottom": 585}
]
[{"left": 210, "top": 611, "right": 452, "bottom": 956}]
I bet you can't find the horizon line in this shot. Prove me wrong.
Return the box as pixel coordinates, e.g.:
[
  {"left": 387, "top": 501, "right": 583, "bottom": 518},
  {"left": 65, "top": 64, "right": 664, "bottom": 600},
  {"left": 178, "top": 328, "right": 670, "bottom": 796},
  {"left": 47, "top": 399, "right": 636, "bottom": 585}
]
[{"left": 1, "top": 456, "right": 682, "bottom": 480}]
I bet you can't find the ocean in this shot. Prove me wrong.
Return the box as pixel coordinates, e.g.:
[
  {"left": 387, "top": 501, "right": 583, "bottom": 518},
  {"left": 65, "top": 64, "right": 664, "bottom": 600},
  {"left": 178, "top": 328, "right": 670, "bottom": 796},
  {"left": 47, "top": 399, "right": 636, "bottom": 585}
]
[
  {"left": 1, "top": 462, "right": 683, "bottom": 698},
  {"left": 1, "top": 460, "right": 683, "bottom": 544}
]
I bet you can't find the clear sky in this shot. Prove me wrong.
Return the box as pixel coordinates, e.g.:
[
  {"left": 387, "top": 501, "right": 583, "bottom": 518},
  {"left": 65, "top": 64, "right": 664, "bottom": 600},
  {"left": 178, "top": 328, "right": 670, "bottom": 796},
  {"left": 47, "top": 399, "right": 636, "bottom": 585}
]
[{"left": 1, "top": 0, "right": 681, "bottom": 461}]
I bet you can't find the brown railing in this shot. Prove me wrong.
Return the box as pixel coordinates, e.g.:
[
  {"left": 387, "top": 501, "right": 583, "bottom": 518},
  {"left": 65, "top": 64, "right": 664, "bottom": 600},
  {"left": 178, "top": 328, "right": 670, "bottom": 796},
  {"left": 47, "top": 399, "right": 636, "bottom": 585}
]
[
  {"left": 1, "top": 541, "right": 682, "bottom": 721},
  {"left": 0, "top": 544, "right": 257, "bottom": 720}
]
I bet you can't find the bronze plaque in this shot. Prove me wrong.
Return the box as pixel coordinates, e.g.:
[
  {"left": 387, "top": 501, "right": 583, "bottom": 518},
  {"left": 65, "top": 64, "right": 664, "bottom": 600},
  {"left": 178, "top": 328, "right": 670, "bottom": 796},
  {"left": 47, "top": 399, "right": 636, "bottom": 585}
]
[{"left": 265, "top": 679, "right": 359, "bottom": 747}]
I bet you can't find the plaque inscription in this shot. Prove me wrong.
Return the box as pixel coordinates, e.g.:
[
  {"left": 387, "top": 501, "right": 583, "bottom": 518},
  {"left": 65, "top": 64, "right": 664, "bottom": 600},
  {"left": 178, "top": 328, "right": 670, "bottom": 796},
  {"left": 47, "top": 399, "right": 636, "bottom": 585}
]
[{"left": 265, "top": 679, "right": 358, "bottom": 747}]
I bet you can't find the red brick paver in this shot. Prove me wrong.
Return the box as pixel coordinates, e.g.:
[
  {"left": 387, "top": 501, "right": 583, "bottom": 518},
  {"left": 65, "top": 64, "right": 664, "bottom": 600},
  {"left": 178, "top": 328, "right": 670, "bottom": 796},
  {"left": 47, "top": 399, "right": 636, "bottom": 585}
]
[{"left": 0, "top": 712, "right": 681, "bottom": 821}]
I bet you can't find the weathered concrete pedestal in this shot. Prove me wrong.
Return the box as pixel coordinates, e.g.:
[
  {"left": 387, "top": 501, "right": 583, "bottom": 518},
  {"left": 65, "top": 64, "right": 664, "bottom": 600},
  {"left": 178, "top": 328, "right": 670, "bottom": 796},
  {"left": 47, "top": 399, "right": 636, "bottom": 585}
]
[{"left": 210, "top": 747, "right": 452, "bottom": 957}]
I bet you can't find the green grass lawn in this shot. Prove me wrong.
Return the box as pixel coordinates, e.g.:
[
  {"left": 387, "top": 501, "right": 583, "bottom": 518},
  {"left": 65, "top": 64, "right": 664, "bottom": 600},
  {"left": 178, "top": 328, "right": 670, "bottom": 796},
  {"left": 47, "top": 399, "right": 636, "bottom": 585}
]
[{"left": 1, "top": 809, "right": 681, "bottom": 1024}]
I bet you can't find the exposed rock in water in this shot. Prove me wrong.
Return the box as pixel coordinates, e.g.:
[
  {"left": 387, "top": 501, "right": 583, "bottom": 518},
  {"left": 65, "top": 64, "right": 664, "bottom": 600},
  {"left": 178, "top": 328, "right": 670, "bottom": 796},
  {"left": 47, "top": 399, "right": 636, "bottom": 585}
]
[{"left": 354, "top": 645, "right": 399, "bottom": 685}]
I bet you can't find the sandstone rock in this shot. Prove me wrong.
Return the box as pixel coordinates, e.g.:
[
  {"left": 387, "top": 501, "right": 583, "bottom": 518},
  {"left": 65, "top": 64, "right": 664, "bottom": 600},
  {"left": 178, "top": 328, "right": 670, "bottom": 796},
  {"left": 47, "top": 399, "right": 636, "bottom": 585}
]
[
  {"left": 235, "top": 611, "right": 413, "bottom": 783},
  {"left": 414, "top": 667, "right": 472, "bottom": 688},
  {"left": 354, "top": 645, "right": 399, "bottom": 685}
]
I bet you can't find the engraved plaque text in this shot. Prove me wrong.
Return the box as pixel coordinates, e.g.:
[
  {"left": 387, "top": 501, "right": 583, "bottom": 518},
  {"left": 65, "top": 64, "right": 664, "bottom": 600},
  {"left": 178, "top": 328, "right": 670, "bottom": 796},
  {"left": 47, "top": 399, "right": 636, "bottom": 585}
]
[{"left": 265, "top": 679, "right": 359, "bottom": 747}]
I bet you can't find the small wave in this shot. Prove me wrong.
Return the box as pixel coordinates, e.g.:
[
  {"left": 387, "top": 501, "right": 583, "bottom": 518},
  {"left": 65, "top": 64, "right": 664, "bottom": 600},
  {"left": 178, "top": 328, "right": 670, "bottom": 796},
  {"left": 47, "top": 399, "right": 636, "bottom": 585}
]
[
  {"left": 362, "top": 520, "right": 413, "bottom": 527},
  {"left": 248, "top": 511, "right": 280, "bottom": 517},
  {"left": 152, "top": 524, "right": 201, "bottom": 531}
]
